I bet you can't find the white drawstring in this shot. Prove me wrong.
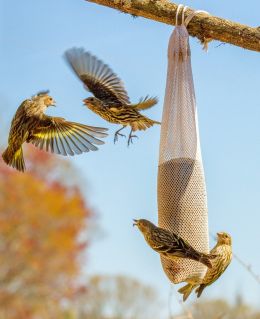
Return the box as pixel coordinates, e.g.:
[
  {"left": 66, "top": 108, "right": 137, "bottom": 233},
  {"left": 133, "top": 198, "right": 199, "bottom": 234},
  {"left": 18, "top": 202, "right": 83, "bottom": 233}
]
[
  {"left": 175, "top": 4, "right": 209, "bottom": 27},
  {"left": 175, "top": 4, "right": 184, "bottom": 26},
  {"left": 185, "top": 9, "right": 209, "bottom": 27},
  {"left": 182, "top": 6, "right": 188, "bottom": 25}
]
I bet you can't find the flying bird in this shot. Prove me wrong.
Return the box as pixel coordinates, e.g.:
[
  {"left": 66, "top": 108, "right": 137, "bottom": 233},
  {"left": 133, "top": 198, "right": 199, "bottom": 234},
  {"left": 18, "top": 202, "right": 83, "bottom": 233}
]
[
  {"left": 2, "top": 91, "right": 108, "bottom": 172},
  {"left": 133, "top": 219, "right": 216, "bottom": 268},
  {"left": 178, "top": 232, "right": 232, "bottom": 301},
  {"left": 64, "top": 48, "right": 160, "bottom": 146}
]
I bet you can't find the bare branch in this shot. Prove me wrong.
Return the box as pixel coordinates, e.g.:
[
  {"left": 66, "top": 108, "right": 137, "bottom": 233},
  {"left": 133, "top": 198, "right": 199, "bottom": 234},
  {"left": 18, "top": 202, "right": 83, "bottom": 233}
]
[
  {"left": 234, "top": 253, "right": 260, "bottom": 286},
  {"left": 86, "top": 0, "right": 260, "bottom": 52}
]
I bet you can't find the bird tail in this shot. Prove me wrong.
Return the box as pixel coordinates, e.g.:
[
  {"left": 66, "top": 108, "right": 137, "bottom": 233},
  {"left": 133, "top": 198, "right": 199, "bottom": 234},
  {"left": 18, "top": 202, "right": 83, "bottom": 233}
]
[
  {"left": 2, "top": 147, "right": 25, "bottom": 172},
  {"left": 198, "top": 253, "right": 217, "bottom": 269},
  {"left": 131, "top": 117, "right": 161, "bottom": 131},
  {"left": 178, "top": 283, "right": 195, "bottom": 302},
  {"left": 195, "top": 284, "right": 206, "bottom": 298},
  {"left": 132, "top": 96, "right": 158, "bottom": 110}
]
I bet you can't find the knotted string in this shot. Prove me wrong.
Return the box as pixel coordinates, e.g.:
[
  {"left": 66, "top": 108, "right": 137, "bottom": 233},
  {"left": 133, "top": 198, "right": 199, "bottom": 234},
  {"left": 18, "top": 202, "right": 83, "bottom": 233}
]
[{"left": 175, "top": 4, "right": 210, "bottom": 50}]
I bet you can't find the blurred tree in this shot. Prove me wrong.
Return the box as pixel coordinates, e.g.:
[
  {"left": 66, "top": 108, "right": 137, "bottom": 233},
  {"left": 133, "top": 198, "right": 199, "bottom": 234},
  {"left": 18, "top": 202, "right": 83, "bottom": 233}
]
[
  {"left": 71, "top": 274, "right": 161, "bottom": 319},
  {"left": 0, "top": 146, "right": 93, "bottom": 319},
  {"left": 175, "top": 296, "right": 260, "bottom": 319}
]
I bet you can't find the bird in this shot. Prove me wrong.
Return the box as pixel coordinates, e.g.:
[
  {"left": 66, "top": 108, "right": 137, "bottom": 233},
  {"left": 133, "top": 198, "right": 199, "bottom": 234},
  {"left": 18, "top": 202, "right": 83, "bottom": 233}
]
[
  {"left": 178, "top": 232, "right": 232, "bottom": 302},
  {"left": 2, "top": 91, "right": 108, "bottom": 172},
  {"left": 64, "top": 47, "right": 160, "bottom": 146},
  {"left": 133, "top": 219, "right": 216, "bottom": 268}
]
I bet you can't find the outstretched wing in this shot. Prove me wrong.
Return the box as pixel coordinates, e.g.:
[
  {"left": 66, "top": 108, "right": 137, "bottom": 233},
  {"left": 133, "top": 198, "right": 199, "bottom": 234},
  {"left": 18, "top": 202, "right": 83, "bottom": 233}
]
[
  {"left": 29, "top": 115, "right": 108, "bottom": 156},
  {"left": 64, "top": 47, "right": 130, "bottom": 105},
  {"left": 132, "top": 96, "right": 158, "bottom": 110}
]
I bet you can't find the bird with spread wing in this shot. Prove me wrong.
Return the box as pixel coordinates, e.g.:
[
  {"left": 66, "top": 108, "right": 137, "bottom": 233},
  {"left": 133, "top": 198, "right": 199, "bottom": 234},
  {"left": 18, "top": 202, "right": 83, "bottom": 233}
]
[
  {"left": 64, "top": 48, "right": 160, "bottom": 146},
  {"left": 2, "top": 91, "right": 108, "bottom": 172}
]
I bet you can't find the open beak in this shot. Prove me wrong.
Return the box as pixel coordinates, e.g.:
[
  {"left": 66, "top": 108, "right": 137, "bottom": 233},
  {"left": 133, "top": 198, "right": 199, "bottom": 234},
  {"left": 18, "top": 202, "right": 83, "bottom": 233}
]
[
  {"left": 52, "top": 100, "right": 56, "bottom": 107},
  {"left": 133, "top": 219, "right": 138, "bottom": 227}
]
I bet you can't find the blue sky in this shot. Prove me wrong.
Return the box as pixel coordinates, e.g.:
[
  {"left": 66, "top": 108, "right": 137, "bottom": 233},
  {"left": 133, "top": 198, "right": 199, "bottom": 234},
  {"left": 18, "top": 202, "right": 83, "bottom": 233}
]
[{"left": 0, "top": 0, "right": 260, "bottom": 314}]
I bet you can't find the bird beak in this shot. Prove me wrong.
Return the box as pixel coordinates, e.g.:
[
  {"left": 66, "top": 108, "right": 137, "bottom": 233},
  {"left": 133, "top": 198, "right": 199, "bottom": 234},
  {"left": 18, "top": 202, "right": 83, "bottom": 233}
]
[
  {"left": 217, "top": 232, "right": 222, "bottom": 237},
  {"left": 52, "top": 100, "right": 56, "bottom": 107},
  {"left": 133, "top": 219, "right": 138, "bottom": 227}
]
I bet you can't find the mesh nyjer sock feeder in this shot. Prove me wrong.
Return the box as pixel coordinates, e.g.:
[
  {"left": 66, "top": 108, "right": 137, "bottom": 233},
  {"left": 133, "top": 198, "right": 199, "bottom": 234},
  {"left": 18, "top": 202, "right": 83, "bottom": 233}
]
[{"left": 158, "top": 5, "right": 210, "bottom": 284}]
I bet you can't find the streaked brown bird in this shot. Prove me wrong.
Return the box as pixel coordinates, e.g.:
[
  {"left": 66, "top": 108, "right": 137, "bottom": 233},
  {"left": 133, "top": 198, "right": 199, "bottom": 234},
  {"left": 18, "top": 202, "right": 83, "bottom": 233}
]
[
  {"left": 178, "top": 232, "right": 232, "bottom": 301},
  {"left": 133, "top": 219, "right": 216, "bottom": 268},
  {"left": 2, "top": 91, "right": 108, "bottom": 172},
  {"left": 64, "top": 47, "right": 160, "bottom": 146}
]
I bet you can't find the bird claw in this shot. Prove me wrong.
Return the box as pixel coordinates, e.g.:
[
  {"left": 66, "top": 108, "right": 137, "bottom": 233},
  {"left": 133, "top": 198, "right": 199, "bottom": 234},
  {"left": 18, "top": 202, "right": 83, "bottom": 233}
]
[
  {"left": 114, "top": 132, "right": 126, "bottom": 144},
  {"left": 127, "top": 134, "right": 138, "bottom": 146}
]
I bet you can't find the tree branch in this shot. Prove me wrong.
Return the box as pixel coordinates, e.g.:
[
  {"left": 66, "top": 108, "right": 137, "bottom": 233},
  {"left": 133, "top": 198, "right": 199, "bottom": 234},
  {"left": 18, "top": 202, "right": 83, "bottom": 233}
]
[{"left": 86, "top": 0, "right": 260, "bottom": 52}]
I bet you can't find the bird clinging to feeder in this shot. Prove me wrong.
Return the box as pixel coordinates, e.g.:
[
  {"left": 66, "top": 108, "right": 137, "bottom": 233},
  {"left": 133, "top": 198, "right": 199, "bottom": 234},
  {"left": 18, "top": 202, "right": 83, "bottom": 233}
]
[
  {"left": 133, "top": 219, "right": 216, "bottom": 268},
  {"left": 178, "top": 232, "right": 232, "bottom": 301},
  {"left": 64, "top": 47, "right": 160, "bottom": 146}
]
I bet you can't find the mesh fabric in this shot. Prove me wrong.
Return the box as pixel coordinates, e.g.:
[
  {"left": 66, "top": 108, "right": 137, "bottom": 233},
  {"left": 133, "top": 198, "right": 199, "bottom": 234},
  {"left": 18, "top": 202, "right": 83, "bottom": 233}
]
[{"left": 157, "top": 25, "right": 209, "bottom": 284}]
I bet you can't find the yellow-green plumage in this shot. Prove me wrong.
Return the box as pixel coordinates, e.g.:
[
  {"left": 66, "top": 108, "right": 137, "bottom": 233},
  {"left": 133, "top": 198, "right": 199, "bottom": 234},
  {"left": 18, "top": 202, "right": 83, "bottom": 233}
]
[
  {"left": 178, "top": 232, "right": 232, "bottom": 301},
  {"left": 86, "top": 99, "right": 159, "bottom": 130},
  {"left": 133, "top": 219, "right": 216, "bottom": 268},
  {"left": 2, "top": 92, "right": 108, "bottom": 172},
  {"left": 64, "top": 48, "right": 160, "bottom": 145}
]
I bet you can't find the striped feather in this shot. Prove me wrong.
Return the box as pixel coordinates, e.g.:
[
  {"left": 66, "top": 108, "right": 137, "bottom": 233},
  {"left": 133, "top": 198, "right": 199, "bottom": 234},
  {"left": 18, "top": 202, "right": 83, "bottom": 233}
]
[
  {"left": 178, "top": 236, "right": 232, "bottom": 301},
  {"left": 149, "top": 225, "right": 212, "bottom": 263},
  {"left": 132, "top": 96, "right": 158, "bottom": 110},
  {"left": 2, "top": 147, "right": 25, "bottom": 172},
  {"left": 194, "top": 243, "right": 232, "bottom": 298},
  {"left": 30, "top": 116, "right": 108, "bottom": 156},
  {"left": 64, "top": 48, "right": 130, "bottom": 105}
]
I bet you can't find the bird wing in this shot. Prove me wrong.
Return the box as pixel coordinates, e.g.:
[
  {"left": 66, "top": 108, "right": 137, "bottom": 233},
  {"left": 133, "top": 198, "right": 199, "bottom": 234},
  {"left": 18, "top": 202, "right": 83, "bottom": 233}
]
[
  {"left": 29, "top": 115, "right": 108, "bottom": 156},
  {"left": 152, "top": 228, "right": 181, "bottom": 253},
  {"left": 152, "top": 228, "right": 195, "bottom": 258},
  {"left": 64, "top": 48, "right": 130, "bottom": 106},
  {"left": 131, "top": 96, "right": 158, "bottom": 110}
]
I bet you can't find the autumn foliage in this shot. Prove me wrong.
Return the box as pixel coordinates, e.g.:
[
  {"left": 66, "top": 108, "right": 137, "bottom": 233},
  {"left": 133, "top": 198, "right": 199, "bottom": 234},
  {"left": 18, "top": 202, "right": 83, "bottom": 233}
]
[{"left": 0, "top": 146, "right": 92, "bottom": 319}]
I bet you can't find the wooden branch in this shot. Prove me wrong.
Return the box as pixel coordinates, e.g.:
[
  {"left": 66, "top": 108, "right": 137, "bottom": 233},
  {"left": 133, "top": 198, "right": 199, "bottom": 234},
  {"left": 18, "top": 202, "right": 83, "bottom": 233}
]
[{"left": 86, "top": 0, "right": 260, "bottom": 52}]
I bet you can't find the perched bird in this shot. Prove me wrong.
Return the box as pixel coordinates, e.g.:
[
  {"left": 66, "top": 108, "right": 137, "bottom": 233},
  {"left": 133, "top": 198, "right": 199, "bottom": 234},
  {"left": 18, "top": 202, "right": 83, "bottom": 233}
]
[
  {"left": 64, "top": 48, "right": 160, "bottom": 146},
  {"left": 2, "top": 91, "right": 108, "bottom": 172},
  {"left": 133, "top": 219, "right": 216, "bottom": 268},
  {"left": 178, "top": 232, "right": 232, "bottom": 302}
]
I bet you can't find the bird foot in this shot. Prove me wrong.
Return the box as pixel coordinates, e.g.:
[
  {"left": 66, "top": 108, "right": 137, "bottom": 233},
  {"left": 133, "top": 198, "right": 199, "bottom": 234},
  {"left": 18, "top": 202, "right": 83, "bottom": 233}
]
[
  {"left": 114, "top": 132, "right": 126, "bottom": 144},
  {"left": 127, "top": 133, "right": 138, "bottom": 146}
]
